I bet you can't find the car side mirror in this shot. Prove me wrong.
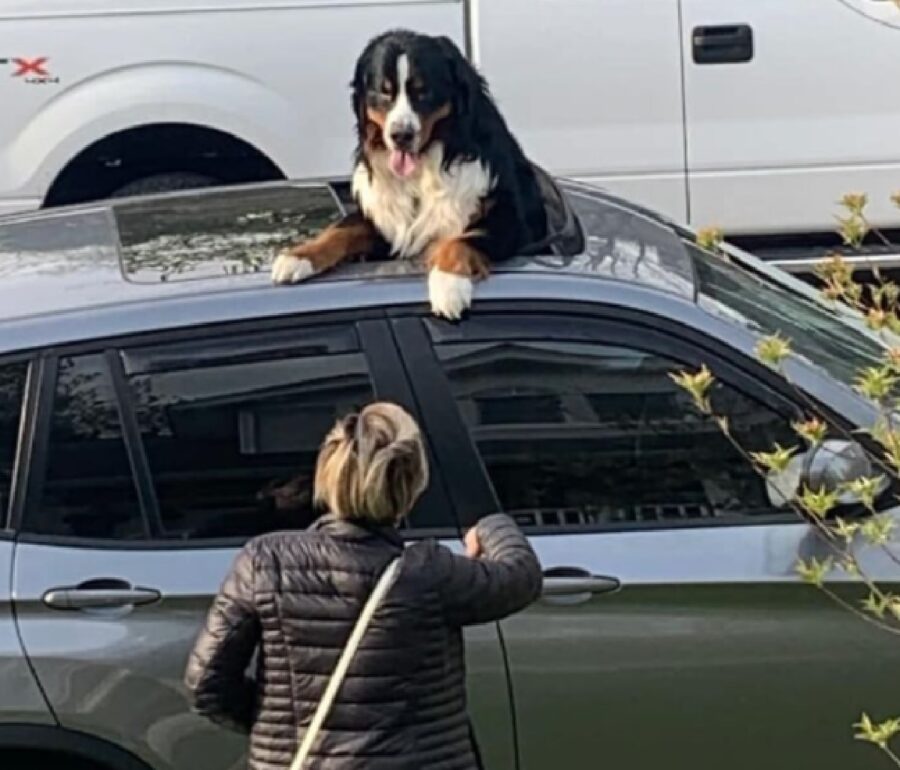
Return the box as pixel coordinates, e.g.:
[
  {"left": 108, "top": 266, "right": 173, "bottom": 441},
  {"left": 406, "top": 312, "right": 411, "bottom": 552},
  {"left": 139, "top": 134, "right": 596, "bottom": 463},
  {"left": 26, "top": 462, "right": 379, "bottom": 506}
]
[{"left": 764, "top": 439, "right": 888, "bottom": 510}]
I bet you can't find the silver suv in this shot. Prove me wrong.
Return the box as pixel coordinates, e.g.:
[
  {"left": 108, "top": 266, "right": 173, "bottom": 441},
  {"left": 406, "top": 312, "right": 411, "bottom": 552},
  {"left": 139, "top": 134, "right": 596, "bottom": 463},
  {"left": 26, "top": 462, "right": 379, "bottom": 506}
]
[{"left": 1, "top": 180, "right": 898, "bottom": 770}]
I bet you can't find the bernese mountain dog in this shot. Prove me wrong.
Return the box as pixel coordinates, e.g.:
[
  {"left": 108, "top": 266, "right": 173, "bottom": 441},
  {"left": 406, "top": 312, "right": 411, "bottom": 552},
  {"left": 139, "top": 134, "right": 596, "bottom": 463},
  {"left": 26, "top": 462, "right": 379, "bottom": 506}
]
[{"left": 271, "top": 29, "right": 548, "bottom": 319}]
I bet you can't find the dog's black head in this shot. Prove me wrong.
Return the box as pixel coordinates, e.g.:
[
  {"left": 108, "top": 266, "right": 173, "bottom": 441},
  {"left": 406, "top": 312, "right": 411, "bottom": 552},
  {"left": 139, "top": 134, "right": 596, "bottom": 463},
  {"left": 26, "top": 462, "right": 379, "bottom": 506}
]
[{"left": 351, "top": 29, "right": 488, "bottom": 177}]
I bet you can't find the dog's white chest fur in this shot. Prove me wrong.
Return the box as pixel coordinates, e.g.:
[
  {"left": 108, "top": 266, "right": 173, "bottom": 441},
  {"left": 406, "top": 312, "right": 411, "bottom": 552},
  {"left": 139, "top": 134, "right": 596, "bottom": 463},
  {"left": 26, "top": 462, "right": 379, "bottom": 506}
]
[{"left": 352, "top": 144, "right": 494, "bottom": 258}]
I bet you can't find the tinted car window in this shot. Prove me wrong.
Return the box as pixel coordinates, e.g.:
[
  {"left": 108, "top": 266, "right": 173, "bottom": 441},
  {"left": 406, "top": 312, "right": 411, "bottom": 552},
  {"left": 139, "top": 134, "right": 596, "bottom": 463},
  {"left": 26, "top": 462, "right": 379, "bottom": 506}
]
[
  {"left": 121, "top": 326, "right": 375, "bottom": 540},
  {"left": 693, "top": 245, "right": 886, "bottom": 387},
  {"left": 435, "top": 339, "right": 796, "bottom": 530},
  {"left": 28, "top": 354, "right": 145, "bottom": 540},
  {"left": 0, "top": 362, "right": 28, "bottom": 525}
]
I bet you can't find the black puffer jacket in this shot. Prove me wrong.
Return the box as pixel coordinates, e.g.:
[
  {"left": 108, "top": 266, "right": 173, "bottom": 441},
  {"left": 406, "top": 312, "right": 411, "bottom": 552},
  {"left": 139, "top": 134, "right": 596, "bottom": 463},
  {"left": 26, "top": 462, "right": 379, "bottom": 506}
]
[{"left": 184, "top": 513, "right": 543, "bottom": 770}]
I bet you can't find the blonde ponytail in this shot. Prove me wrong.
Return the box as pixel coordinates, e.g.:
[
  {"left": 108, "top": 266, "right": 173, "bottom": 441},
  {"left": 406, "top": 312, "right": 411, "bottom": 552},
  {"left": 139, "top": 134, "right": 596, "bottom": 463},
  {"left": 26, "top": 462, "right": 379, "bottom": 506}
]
[{"left": 314, "top": 402, "right": 428, "bottom": 524}]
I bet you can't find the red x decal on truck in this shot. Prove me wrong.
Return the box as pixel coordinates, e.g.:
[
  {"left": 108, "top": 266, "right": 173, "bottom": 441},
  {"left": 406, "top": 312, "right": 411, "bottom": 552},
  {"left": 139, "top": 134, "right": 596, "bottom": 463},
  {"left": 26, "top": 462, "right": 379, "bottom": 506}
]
[{"left": 12, "top": 57, "right": 49, "bottom": 77}]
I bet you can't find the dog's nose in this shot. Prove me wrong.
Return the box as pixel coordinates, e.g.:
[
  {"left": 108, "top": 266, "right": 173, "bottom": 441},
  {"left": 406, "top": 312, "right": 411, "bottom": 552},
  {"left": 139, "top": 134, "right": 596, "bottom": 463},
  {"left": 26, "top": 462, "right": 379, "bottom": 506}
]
[{"left": 390, "top": 126, "right": 416, "bottom": 151}]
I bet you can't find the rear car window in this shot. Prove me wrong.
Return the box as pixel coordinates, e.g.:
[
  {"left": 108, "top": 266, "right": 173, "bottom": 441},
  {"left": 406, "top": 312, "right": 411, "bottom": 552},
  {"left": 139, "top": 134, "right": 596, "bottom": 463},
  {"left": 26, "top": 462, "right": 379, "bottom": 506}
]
[
  {"left": 29, "top": 354, "right": 145, "bottom": 540},
  {"left": 22, "top": 325, "right": 378, "bottom": 542},
  {"left": 121, "top": 326, "right": 374, "bottom": 539}
]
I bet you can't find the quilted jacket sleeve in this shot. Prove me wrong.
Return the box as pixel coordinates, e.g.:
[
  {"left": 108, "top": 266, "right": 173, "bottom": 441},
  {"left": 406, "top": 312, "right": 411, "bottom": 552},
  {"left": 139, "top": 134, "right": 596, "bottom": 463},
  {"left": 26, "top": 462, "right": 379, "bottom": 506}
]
[
  {"left": 184, "top": 543, "right": 260, "bottom": 733},
  {"left": 435, "top": 513, "right": 543, "bottom": 627}
]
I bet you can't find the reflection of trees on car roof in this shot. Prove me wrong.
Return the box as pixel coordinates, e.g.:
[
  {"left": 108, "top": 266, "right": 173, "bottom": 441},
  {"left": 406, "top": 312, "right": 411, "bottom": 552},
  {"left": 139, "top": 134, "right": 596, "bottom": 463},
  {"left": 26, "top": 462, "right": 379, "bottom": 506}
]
[{"left": 116, "top": 186, "right": 342, "bottom": 283}]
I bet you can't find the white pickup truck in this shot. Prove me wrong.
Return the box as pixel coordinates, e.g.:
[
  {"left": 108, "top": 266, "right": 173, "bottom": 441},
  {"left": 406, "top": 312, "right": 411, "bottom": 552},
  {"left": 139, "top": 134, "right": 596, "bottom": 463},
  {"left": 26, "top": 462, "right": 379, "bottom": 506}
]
[{"left": 2, "top": 0, "right": 900, "bottom": 266}]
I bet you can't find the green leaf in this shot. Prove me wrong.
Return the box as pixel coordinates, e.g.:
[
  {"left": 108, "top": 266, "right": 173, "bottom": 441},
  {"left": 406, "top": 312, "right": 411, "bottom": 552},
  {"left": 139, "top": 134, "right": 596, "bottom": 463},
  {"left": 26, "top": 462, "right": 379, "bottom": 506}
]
[
  {"left": 696, "top": 227, "right": 724, "bottom": 253},
  {"left": 833, "top": 517, "right": 861, "bottom": 543},
  {"left": 798, "top": 485, "right": 839, "bottom": 519},
  {"left": 755, "top": 334, "right": 792, "bottom": 368},
  {"left": 861, "top": 514, "right": 896, "bottom": 546},
  {"left": 796, "top": 556, "right": 833, "bottom": 587},
  {"left": 750, "top": 443, "right": 798, "bottom": 474},
  {"left": 861, "top": 592, "right": 890, "bottom": 620},
  {"left": 844, "top": 476, "right": 884, "bottom": 511},
  {"left": 855, "top": 366, "right": 899, "bottom": 402},
  {"left": 792, "top": 417, "right": 827, "bottom": 445},
  {"left": 853, "top": 712, "right": 900, "bottom": 749},
  {"left": 669, "top": 365, "right": 715, "bottom": 414},
  {"left": 840, "top": 193, "right": 869, "bottom": 216}
]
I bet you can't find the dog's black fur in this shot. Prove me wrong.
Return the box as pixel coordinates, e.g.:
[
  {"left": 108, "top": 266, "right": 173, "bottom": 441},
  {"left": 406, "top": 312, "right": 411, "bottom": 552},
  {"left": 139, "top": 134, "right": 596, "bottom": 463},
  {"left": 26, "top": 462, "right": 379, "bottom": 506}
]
[
  {"left": 352, "top": 30, "right": 546, "bottom": 261},
  {"left": 350, "top": 29, "right": 548, "bottom": 262}
]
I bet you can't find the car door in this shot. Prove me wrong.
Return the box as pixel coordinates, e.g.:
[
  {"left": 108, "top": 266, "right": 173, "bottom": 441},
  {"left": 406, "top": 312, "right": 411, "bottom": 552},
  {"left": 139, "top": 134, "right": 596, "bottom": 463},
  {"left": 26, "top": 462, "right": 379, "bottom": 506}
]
[
  {"left": 396, "top": 308, "right": 900, "bottom": 770},
  {"left": 475, "top": 0, "right": 688, "bottom": 222},
  {"left": 682, "top": 0, "right": 900, "bottom": 235},
  {"left": 11, "top": 318, "right": 515, "bottom": 770}
]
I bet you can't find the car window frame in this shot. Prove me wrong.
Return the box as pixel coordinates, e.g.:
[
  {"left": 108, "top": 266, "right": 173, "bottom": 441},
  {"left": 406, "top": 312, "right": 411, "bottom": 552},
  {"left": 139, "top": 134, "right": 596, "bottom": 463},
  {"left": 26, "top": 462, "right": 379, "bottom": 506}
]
[
  {"left": 391, "top": 300, "right": 853, "bottom": 533},
  {"left": 14, "top": 311, "right": 460, "bottom": 549},
  {"left": 1, "top": 353, "right": 38, "bottom": 534}
]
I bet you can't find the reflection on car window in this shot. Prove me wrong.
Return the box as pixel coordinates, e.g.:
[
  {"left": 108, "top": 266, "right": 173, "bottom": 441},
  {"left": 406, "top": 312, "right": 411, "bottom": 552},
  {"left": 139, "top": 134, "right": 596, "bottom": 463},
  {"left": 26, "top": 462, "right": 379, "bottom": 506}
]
[
  {"left": 30, "top": 355, "right": 145, "bottom": 540},
  {"left": 693, "top": 245, "right": 885, "bottom": 387},
  {"left": 436, "top": 339, "right": 796, "bottom": 530},
  {"left": 115, "top": 185, "right": 343, "bottom": 284},
  {"left": 545, "top": 185, "right": 696, "bottom": 298},
  {"left": 124, "top": 326, "right": 374, "bottom": 540},
  {"left": 0, "top": 363, "right": 27, "bottom": 524},
  {"left": 0, "top": 210, "right": 122, "bottom": 320}
]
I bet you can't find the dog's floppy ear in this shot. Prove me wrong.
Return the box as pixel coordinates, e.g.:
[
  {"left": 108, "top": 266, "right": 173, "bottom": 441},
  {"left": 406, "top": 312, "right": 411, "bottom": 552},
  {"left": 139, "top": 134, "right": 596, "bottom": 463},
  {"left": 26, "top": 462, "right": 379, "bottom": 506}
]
[
  {"left": 349, "top": 55, "right": 369, "bottom": 143},
  {"left": 435, "top": 36, "right": 486, "bottom": 131}
]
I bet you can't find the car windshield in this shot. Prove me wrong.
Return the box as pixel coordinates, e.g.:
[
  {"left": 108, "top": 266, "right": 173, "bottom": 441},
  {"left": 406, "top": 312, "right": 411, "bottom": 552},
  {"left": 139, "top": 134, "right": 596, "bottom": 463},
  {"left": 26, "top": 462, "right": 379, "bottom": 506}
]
[{"left": 692, "top": 244, "right": 887, "bottom": 387}]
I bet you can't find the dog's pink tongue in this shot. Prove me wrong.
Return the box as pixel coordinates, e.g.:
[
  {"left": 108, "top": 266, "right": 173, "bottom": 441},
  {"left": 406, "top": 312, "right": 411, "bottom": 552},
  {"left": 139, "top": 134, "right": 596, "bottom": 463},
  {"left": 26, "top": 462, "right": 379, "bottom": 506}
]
[{"left": 390, "top": 150, "right": 418, "bottom": 178}]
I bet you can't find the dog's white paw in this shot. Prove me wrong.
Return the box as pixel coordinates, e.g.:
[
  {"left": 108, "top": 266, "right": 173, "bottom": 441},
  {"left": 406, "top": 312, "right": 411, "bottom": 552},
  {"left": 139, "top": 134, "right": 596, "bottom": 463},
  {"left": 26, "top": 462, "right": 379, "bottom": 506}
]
[
  {"left": 428, "top": 269, "right": 473, "bottom": 320},
  {"left": 271, "top": 252, "right": 315, "bottom": 285}
]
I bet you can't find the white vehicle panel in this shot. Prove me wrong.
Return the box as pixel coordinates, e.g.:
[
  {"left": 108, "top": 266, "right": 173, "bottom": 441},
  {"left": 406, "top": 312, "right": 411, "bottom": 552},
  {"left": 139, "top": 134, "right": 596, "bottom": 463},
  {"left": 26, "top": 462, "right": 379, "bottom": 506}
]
[
  {"left": 0, "top": 0, "right": 465, "bottom": 205},
  {"left": 474, "top": 0, "right": 688, "bottom": 222},
  {"left": 683, "top": 0, "right": 900, "bottom": 234}
]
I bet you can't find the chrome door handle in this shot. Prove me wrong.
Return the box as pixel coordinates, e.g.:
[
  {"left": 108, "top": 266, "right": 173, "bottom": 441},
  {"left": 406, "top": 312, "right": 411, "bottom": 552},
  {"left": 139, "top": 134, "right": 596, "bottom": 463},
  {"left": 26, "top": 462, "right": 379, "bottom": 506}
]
[
  {"left": 43, "top": 581, "right": 161, "bottom": 610},
  {"left": 542, "top": 576, "right": 620, "bottom": 596},
  {"left": 540, "top": 566, "right": 620, "bottom": 605}
]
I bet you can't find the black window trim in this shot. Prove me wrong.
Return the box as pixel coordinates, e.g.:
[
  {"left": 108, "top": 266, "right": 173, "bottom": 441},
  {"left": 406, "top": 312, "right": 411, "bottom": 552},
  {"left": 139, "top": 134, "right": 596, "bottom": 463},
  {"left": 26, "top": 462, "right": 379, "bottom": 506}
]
[
  {"left": 395, "top": 300, "right": 847, "bottom": 533},
  {"left": 15, "top": 312, "right": 461, "bottom": 549},
  {"left": 105, "top": 349, "right": 158, "bottom": 539},
  {"left": 7, "top": 354, "right": 55, "bottom": 534}
]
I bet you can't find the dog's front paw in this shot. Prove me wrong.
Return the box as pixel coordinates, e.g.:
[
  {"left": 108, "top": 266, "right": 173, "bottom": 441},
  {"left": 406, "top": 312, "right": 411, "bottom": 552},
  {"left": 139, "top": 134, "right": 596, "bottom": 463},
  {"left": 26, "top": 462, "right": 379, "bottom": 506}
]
[
  {"left": 428, "top": 269, "right": 473, "bottom": 321},
  {"left": 271, "top": 251, "right": 316, "bottom": 285}
]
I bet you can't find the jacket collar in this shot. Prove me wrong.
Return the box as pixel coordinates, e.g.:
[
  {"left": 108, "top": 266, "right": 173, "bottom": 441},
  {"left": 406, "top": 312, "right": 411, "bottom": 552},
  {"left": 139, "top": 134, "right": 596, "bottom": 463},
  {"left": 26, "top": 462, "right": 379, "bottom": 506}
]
[{"left": 310, "top": 513, "right": 404, "bottom": 548}]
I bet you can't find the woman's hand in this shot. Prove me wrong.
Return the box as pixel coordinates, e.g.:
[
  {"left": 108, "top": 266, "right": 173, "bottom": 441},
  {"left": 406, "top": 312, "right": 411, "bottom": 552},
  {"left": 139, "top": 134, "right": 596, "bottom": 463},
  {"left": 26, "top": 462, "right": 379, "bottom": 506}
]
[{"left": 464, "top": 527, "right": 482, "bottom": 558}]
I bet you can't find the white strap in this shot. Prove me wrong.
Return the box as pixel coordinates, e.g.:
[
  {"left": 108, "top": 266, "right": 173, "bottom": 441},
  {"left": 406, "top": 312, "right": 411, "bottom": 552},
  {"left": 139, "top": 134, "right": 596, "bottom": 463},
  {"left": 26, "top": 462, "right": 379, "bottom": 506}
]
[{"left": 289, "top": 557, "right": 402, "bottom": 770}]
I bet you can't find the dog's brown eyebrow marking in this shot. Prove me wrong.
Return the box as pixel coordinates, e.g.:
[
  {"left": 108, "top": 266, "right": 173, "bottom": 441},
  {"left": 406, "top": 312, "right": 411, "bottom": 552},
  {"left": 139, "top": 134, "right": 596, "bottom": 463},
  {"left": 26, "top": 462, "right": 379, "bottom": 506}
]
[
  {"left": 366, "top": 107, "right": 387, "bottom": 129},
  {"left": 419, "top": 102, "right": 452, "bottom": 148}
]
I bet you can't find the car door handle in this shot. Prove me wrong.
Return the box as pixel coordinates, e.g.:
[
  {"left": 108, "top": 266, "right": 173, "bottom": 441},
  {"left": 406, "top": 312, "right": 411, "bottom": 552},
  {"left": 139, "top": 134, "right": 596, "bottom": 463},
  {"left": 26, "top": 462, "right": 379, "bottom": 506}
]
[
  {"left": 542, "top": 576, "right": 620, "bottom": 597},
  {"left": 693, "top": 24, "right": 754, "bottom": 64},
  {"left": 541, "top": 567, "right": 620, "bottom": 603},
  {"left": 42, "top": 579, "right": 161, "bottom": 610}
]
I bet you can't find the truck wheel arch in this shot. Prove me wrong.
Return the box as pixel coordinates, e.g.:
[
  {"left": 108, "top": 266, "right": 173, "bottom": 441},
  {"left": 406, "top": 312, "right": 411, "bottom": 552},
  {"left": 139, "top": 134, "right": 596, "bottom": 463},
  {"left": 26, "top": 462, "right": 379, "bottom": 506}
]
[
  {"left": 43, "top": 123, "right": 285, "bottom": 206},
  {"left": 5, "top": 61, "right": 301, "bottom": 207}
]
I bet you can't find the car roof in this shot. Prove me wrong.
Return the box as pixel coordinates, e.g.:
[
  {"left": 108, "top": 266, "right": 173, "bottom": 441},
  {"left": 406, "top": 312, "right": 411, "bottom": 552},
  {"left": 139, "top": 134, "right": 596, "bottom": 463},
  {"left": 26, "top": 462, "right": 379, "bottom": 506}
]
[
  {"left": 2, "top": 176, "right": 872, "bottom": 369},
  {"left": 0, "top": 178, "right": 709, "bottom": 348}
]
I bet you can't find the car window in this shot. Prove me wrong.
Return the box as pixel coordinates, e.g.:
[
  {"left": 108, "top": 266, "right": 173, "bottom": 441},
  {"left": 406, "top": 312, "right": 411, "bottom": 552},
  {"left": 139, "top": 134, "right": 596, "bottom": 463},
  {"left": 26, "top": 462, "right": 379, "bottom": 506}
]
[
  {"left": 434, "top": 339, "right": 797, "bottom": 530},
  {"left": 693, "top": 245, "right": 886, "bottom": 388},
  {"left": 0, "top": 362, "right": 28, "bottom": 526},
  {"left": 120, "top": 325, "right": 376, "bottom": 540},
  {"left": 27, "top": 354, "right": 145, "bottom": 540}
]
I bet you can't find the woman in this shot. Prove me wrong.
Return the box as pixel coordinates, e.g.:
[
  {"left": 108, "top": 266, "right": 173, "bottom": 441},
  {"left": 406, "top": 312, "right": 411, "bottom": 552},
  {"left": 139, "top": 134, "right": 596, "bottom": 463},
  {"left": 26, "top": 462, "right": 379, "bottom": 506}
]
[{"left": 184, "top": 401, "right": 543, "bottom": 770}]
